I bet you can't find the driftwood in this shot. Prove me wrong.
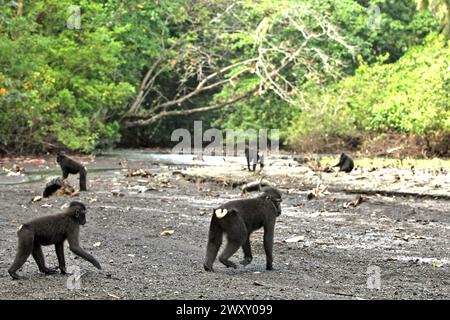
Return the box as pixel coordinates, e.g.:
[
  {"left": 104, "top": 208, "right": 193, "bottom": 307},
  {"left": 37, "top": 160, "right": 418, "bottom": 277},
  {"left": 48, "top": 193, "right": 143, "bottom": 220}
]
[{"left": 176, "top": 171, "right": 450, "bottom": 200}]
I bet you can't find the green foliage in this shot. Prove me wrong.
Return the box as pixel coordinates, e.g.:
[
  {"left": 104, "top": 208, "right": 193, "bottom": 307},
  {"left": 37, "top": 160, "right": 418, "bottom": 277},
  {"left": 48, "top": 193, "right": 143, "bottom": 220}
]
[
  {"left": 0, "top": 1, "right": 126, "bottom": 152},
  {"left": 0, "top": 0, "right": 183, "bottom": 152},
  {"left": 312, "top": 0, "right": 440, "bottom": 65},
  {"left": 290, "top": 34, "right": 450, "bottom": 143}
]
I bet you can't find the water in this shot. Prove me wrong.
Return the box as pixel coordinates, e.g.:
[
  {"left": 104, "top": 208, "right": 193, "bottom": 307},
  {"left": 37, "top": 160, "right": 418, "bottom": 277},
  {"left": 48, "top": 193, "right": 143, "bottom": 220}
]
[
  {"left": 0, "top": 168, "right": 123, "bottom": 186},
  {"left": 99, "top": 150, "right": 246, "bottom": 166},
  {"left": 0, "top": 172, "right": 49, "bottom": 185}
]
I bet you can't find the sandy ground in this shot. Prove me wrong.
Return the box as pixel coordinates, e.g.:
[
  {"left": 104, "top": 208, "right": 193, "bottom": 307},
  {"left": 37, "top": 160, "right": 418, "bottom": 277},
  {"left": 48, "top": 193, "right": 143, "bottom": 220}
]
[{"left": 0, "top": 155, "right": 448, "bottom": 300}]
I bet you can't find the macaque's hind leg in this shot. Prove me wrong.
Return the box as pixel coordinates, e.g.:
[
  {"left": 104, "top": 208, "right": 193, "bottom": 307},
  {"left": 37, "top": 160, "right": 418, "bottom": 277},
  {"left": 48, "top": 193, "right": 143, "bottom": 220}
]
[
  {"left": 204, "top": 219, "right": 223, "bottom": 272},
  {"left": 79, "top": 168, "right": 87, "bottom": 191},
  {"left": 219, "top": 241, "right": 241, "bottom": 269}
]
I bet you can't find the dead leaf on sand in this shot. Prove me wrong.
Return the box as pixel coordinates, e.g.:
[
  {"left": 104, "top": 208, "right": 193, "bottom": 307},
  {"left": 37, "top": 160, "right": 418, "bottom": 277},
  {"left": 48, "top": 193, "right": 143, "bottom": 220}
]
[
  {"left": 125, "top": 169, "right": 156, "bottom": 178},
  {"left": 343, "top": 195, "right": 365, "bottom": 208}
]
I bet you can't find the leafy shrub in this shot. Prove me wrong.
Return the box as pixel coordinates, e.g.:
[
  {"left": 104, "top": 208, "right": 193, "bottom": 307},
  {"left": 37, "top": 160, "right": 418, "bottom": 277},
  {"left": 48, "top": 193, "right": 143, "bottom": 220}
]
[{"left": 289, "top": 34, "right": 450, "bottom": 147}]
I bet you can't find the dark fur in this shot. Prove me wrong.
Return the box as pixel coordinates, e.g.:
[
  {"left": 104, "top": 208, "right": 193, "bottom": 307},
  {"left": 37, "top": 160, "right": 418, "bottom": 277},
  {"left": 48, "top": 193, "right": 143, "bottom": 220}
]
[
  {"left": 57, "top": 152, "right": 87, "bottom": 191},
  {"left": 245, "top": 145, "right": 264, "bottom": 172},
  {"left": 8, "top": 201, "right": 101, "bottom": 280},
  {"left": 334, "top": 153, "right": 354, "bottom": 173},
  {"left": 43, "top": 177, "right": 75, "bottom": 197},
  {"left": 204, "top": 185, "right": 282, "bottom": 272}
]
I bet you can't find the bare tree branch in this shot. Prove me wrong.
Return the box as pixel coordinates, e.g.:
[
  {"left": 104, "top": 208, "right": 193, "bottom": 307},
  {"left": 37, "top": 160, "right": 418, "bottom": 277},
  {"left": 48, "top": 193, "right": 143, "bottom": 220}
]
[
  {"left": 125, "top": 57, "right": 258, "bottom": 118},
  {"left": 122, "top": 2, "right": 354, "bottom": 128}
]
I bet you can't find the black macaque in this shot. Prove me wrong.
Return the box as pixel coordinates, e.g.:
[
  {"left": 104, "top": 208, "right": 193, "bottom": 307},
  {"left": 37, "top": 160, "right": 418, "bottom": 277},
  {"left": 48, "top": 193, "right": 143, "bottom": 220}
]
[
  {"left": 204, "top": 185, "right": 282, "bottom": 272},
  {"left": 334, "top": 153, "right": 354, "bottom": 173},
  {"left": 245, "top": 145, "right": 264, "bottom": 172},
  {"left": 241, "top": 180, "right": 270, "bottom": 194},
  {"left": 8, "top": 201, "right": 101, "bottom": 280},
  {"left": 56, "top": 152, "right": 87, "bottom": 191},
  {"left": 43, "top": 177, "right": 75, "bottom": 198}
]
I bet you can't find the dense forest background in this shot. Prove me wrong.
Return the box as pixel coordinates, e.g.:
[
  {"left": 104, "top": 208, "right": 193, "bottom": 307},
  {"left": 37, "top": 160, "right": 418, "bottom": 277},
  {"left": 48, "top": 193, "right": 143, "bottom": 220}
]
[{"left": 0, "top": 0, "right": 449, "bottom": 156}]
